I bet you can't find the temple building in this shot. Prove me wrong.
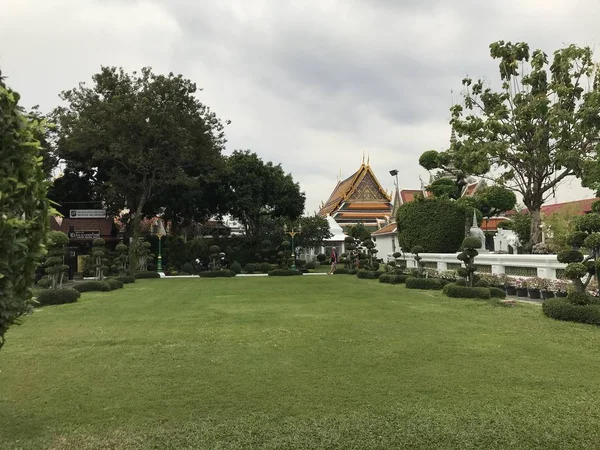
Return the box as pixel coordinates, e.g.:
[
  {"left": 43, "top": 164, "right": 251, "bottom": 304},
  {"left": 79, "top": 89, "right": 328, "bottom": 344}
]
[{"left": 317, "top": 161, "right": 393, "bottom": 231}]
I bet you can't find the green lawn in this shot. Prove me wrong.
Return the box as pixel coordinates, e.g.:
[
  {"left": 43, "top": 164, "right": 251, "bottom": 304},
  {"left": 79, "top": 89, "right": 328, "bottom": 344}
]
[{"left": 1, "top": 276, "right": 600, "bottom": 449}]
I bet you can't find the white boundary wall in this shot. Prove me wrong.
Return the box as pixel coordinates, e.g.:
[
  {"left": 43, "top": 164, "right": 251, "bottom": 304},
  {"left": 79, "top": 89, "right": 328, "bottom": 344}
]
[{"left": 392, "top": 252, "right": 566, "bottom": 280}]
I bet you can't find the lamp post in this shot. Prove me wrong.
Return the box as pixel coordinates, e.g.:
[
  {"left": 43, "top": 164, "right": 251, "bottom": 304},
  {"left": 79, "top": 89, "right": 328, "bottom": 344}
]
[
  {"left": 284, "top": 223, "right": 301, "bottom": 270},
  {"left": 153, "top": 218, "right": 166, "bottom": 272}
]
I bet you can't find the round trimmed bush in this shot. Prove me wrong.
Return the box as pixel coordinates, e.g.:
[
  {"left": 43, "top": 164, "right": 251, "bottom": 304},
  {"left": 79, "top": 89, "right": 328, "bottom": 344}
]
[
  {"left": 73, "top": 281, "right": 110, "bottom": 292},
  {"left": 36, "top": 288, "right": 81, "bottom": 306},
  {"left": 357, "top": 269, "right": 379, "bottom": 279},
  {"left": 567, "top": 291, "right": 593, "bottom": 305},
  {"left": 181, "top": 262, "right": 194, "bottom": 274},
  {"left": 259, "top": 262, "right": 272, "bottom": 273},
  {"left": 462, "top": 236, "right": 482, "bottom": 249},
  {"left": 557, "top": 250, "right": 584, "bottom": 264},
  {"left": 244, "top": 263, "right": 258, "bottom": 274},
  {"left": 230, "top": 261, "right": 242, "bottom": 274},
  {"left": 489, "top": 287, "right": 506, "bottom": 299},
  {"left": 379, "top": 274, "right": 408, "bottom": 284},
  {"left": 114, "top": 276, "right": 135, "bottom": 284},
  {"left": 334, "top": 268, "right": 350, "bottom": 274},
  {"left": 405, "top": 277, "right": 443, "bottom": 290},
  {"left": 106, "top": 278, "right": 124, "bottom": 290},
  {"left": 475, "top": 279, "right": 489, "bottom": 288},
  {"left": 305, "top": 261, "right": 316, "bottom": 270},
  {"left": 543, "top": 298, "right": 600, "bottom": 325},
  {"left": 564, "top": 263, "right": 587, "bottom": 279},
  {"left": 566, "top": 231, "right": 587, "bottom": 248},
  {"left": 36, "top": 278, "right": 51, "bottom": 289},
  {"left": 135, "top": 271, "right": 161, "bottom": 279},
  {"left": 316, "top": 254, "right": 327, "bottom": 262},
  {"left": 443, "top": 283, "right": 491, "bottom": 299}
]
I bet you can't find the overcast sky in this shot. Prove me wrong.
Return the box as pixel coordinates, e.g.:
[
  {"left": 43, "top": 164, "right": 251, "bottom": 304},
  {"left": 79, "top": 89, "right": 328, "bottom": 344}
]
[{"left": 2, "top": 0, "right": 599, "bottom": 214}]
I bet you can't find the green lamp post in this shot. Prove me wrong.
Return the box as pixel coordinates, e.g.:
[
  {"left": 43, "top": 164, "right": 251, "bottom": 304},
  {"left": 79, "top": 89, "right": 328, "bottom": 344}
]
[
  {"left": 153, "top": 218, "right": 166, "bottom": 272},
  {"left": 284, "top": 223, "right": 301, "bottom": 270}
]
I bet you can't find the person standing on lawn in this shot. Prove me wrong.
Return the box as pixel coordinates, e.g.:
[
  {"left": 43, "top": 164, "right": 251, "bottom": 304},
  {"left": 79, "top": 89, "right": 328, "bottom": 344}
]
[{"left": 328, "top": 248, "right": 339, "bottom": 275}]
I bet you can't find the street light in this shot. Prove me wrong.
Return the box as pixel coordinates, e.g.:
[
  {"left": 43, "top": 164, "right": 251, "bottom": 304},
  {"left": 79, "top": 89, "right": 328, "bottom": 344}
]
[
  {"left": 284, "top": 223, "right": 302, "bottom": 270},
  {"left": 152, "top": 218, "right": 166, "bottom": 272}
]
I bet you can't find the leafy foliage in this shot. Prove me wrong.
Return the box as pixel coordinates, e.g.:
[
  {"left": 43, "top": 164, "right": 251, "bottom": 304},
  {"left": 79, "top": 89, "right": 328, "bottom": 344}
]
[
  {"left": 0, "top": 71, "right": 50, "bottom": 350},
  {"left": 73, "top": 281, "right": 111, "bottom": 292},
  {"left": 447, "top": 41, "right": 600, "bottom": 247},
  {"left": 199, "top": 270, "right": 236, "bottom": 278},
  {"left": 268, "top": 269, "right": 303, "bottom": 276},
  {"left": 405, "top": 277, "right": 443, "bottom": 290},
  {"left": 44, "top": 231, "right": 69, "bottom": 289},
  {"left": 114, "top": 276, "right": 135, "bottom": 284},
  {"left": 378, "top": 274, "right": 408, "bottom": 284},
  {"left": 396, "top": 197, "right": 467, "bottom": 253},
  {"left": 134, "top": 271, "right": 161, "bottom": 279},
  {"left": 224, "top": 150, "right": 305, "bottom": 236},
  {"left": 106, "top": 279, "right": 124, "bottom": 290},
  {"left": 53, "top": 67, "right": 226, "bottom": 269},
  {"left": 91, "top": 238, "right": 109, "bottom": 280},
  {"left": 543, "top": 298, "right": 600, "bottom": 325}
]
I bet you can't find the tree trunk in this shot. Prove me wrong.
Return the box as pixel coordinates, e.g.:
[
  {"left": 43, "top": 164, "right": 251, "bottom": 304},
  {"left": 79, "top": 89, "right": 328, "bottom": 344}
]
[
  {"left": 530, "top": 208, "right": 542, "bottom": 247},
  {"left": 128, "top": 179, "right": 150, "bottom": 273}
]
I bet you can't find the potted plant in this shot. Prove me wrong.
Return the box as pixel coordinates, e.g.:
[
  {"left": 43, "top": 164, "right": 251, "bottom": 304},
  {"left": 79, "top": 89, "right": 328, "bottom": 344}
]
[
  {"left": 540, "top": 278, "right": 554, "bottom": 299},
  {"left": 515, "top": 278, "right": 529, "bottom": 297},
  {"left": 527, "top": 277, "right": 543, "bottom": 299},
  {"left": 552, "top": 279, "right": 569, "bottom": 298},
  {"left": 504, "top": 276, "right": 517, "bottom": 296}
]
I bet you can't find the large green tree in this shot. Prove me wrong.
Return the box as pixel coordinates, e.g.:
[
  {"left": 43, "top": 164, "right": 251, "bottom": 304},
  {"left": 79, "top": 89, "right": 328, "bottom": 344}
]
[
  {"left": 224, "top": 150, "right": 305, "bottom": 236},
  {"left": 54, "top": 67, "right": 226, "bottom": 269},
  {"left": 296, "top": 215, "right": 332, "bottom": 253},
  {"left": 438, "top": 42, "right": 600, "bottom": 247},
  {"left": 0, "top": 70, "right": 50, "bottom": 350}
]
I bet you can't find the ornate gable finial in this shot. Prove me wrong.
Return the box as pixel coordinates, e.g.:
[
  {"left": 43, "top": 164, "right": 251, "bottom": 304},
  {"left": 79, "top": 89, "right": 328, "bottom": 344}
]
[
  {"left": 367, "top": 153, "right": 370, "bottom": 165},
  {"left": 362, "top": 151, "right": 365, "bottom": 165}
]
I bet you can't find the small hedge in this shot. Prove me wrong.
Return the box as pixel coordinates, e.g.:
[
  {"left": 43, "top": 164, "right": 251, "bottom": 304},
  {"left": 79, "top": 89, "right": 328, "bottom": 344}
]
[
  {"left": 114, "top": 275, "right": 135, "bottom": 284},
  {"left": 106, "top": 279, "right": 124, "bottom": 290},
  {"left": 135, "top": 271, "right": 161, "bottom": 279},
  {"left": 73, "top": 281, "right": 111, "bottom": 292},
  {"left": 200, "top": 270, "right": 236, "bottom": 278},
  {"left": 259, "top": 262, "right": 272, "bottom": 273},
  {"left": 244, "top": 263, "right": 259, "bottom": 274},
  {"left": 305, "top": 261, "right": 317, "bottom": 270},
  {"left": 36, "top": 288, "right": 81, "bottom": 306},
  {"left": 379, "top": 274, "right": 408, "bottom": 284},
  {"left": 334, "top": 268, "right": 350, "bottom": 275},
  {"left": 357, "top": 270, "right": 381, "bottom": 279},
  {"left": 489, "top": 287, "right": 506, "bottom": 299},
  {"left": 268, "top": 269, "right": 303, "bottom": 276},
  {"left": 348, "top": 269, "right": 358, "bottom": 275},
  {"left": 443, "top": 283, "right": 491, "bottom": 299},
  {"left": 230, "top": 262, "right": 242, "bottom": 274},
  {"left": 543, "top": 298, "right": 600, "bottom": 325},
  {"left": 406, "top": 277, "right": 443, "bottom": 290}
]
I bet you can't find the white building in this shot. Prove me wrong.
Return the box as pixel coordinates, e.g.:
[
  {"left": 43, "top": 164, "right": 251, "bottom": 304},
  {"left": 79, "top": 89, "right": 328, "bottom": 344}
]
[{"left": 371, "top": 222, "right": 398, "bottom": 258}]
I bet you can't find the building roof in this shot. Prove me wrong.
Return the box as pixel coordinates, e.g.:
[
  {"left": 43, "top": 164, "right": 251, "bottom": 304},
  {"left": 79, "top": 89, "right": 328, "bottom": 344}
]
[
  {"left": 371, "top": 222, "right": 397, "bottom": 236},
  {"left": 318, "top": 163, "right": 392, "bottom": 218},
  {"left": 399, "top": 189, "right": 425, "bottom": 204},
  {"left": 540, "top": 198, "right": 599, "bottom": 216}
]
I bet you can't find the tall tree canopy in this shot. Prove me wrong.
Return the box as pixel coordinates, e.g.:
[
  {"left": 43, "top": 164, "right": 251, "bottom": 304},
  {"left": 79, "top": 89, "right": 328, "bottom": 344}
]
[
  {"left": 430, "top": 41, "right": 600, "bottom": 247},
  {"left": 54, "top": 67, "right": 226, "bottom": 268},
  {"left": 296, "top": 215, "right": 332, "bottom": 252},
  {"left": 224, "top": 150, "right": 305, "bottom": 236},
  {"left": 0, "top": 70, "right": 50, "bottom": 350}
]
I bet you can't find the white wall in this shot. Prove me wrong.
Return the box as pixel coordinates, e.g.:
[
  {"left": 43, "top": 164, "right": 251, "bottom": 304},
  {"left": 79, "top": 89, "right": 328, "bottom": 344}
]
[
  {"left": 374, "top": 234, "right": 396, "bottom": 259},
  {"left": 390, "top": 252, "right": 565, "bottom": 280}
]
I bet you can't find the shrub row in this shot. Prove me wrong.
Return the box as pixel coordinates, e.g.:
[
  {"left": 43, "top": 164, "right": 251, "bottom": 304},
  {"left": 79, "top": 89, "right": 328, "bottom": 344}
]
[
  {"left": 268, "top": 269, "right": 303, "bottom": 276},
  {"left": 36, "top": 288, "right": 81, "bottom": 306},
  {"left": 357, "top": 270, "right": 381, "bottom": 279},
  {"left": 106, "top": 279, "right": 124, "bottom": 290},
  {"left": 378, "top": 274, "right": 408, "bottom": 284},
  {"left": 443, "top": 283, "right": 491, "bottom": 299},
  {"left": 73, "top": 281, "right": 111, "bottom": 292},
  {"left": 135, "top": 271, "right": 161, "bottom": 279},
  {"left": 405, "top": 277, "right": 443, "bottom": 290},
  {"left": 114, "top": 275, "right": 136, "bottom": 284},
  {"left": 200, "top": 270, "right": 236, "bottom": 278},
  {"left": 543, "top": 298, "right": 600, "bottom": 325},
  {"left": 489, "top": 287, "right": 507, "bottom": 299}
]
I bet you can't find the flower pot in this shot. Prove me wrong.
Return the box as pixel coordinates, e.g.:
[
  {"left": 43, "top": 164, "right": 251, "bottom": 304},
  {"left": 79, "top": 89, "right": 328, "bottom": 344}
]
[
  {"left": 506, "top": 286, "right": 517, "bottom": 296},
  {"left": 516, "top": 287, "right": 529, "bottom": 297},
  {"left": 555, "top": 291, "right": 568, "bottom": 298},
  {"left": 528, "top": 289, "right": 541, "bottom": 299},
  {"left": 541, "top": 290, "right": 555, "bottom": 299}
]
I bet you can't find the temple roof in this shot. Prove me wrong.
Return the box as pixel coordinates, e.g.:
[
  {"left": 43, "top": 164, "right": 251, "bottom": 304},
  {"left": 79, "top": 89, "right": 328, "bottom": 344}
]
[{"left": 318, "top": 163, "right": 392, "bottom": 217}]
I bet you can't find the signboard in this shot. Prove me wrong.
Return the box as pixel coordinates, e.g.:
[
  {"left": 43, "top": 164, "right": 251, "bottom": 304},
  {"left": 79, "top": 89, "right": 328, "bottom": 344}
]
[
  {"left": 68, "top": 230, "right": 100, "bottom": 240},
  {"left": 69, "top": 209, "right": 106, "bottom": 219}
]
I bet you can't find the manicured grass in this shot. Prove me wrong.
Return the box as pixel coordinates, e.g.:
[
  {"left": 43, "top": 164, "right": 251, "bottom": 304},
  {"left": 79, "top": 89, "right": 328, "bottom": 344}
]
[{"left": 1, "top": 277, "right": 600, "bottom": 449}]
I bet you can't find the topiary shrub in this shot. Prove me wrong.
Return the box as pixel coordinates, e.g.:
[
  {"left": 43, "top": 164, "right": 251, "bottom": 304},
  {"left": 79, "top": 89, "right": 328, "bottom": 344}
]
[
  {"left": 268, "top": 269, "right": 303, "bottom": 276},
  {"left": 181, "top": 262, "right": 194, "bottom": 274},
  {"left": 475, "top": 279, "right": 489, "bottom": 288},
  {"left": 557, "top": 250, "right": 585, "bottom": 264},
  {"left": 357, "top": 269, "right": 379, "bottom": 279},
  {"left": 443, "top": 283, "right": 491, "bottom": 299},
  {"left": 543, "top": 298, "right": 600, "bottom": 325},
  {"left": 379, "top": 274, "right": 408, "bottom": 284},
  {"left": 200, "top": 270, "right": 236, "bottom": 278},
  {"left": 36, "top": 278, "right": 51, "bottom": 289},
  {"left": 457, "top": 236, "right": 482, "bottom": 287},
  {"left": 230, "top": 261, "right": 242, "bottom": 274},
  {"left": 73, "top": 281, "right": 111, "bottom": 292},
  {"left": 316, "top": 254, "right": 327, "bottom": 262},
  {"left": 114, "top": 276, "right": 135, "bottom": 284},
  {"left": 406, "top": 277, "right": 443, "bottom": 290},
  {"left": 106, "top": 279, "right": 124, "bottom": 290},
  {"left": 334, "top": 268, "right": 349, "bottom": 274},
  {"left": 135, "top": 271, "right": 161, "bottom": 279},
  {"left": 348, "top": 269, "right": 358, "bottom": 275},
  {"left": 36, "top": 288, "right": 81, "bottom": 306},
  {"left": 567, "top": 290, "right": 594, "bottom": 305},
  {"left": 489, "top": 287, "right": 507, "bottom": 299},
  {"left": 244, "top": 263, "right": 258, "bottom": 274},
  {"left": 305, "top": 261, "right": 316, "bottom": 270},
  {"left": 396, "top": 197, "right": 471, "bottom": 253},
  {"left": 259, "top": 262, "right": 272, "bottom": 273}
]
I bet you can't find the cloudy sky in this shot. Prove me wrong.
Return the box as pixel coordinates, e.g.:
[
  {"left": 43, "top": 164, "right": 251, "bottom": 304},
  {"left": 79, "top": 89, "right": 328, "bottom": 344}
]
[{"left": 2, "top": 0, "right": 599, "bottom": 213}]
